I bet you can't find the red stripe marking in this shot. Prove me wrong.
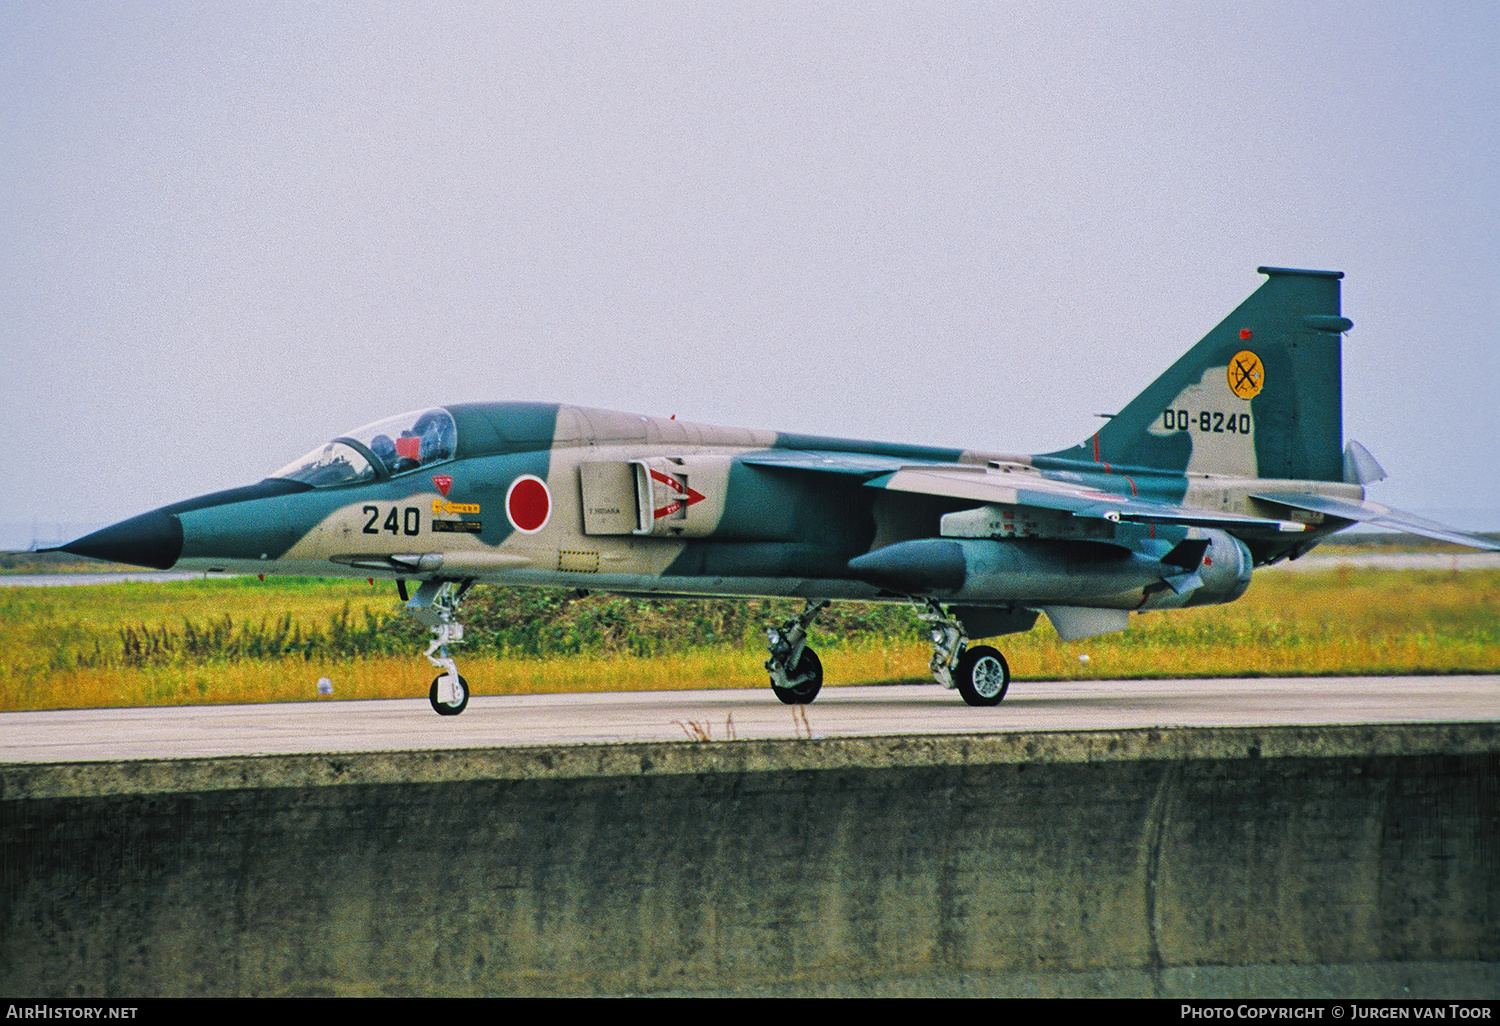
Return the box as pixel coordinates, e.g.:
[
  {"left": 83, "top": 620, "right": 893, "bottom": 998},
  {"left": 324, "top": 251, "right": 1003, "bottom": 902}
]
[
  {"left": 649, "top": 467, "right": 705, "bottom": 516},
  {"left": 1123, "top": 475, "right": 1138, "bottom": 497},
  {"left": 1092, "top": 433, "right": 1100, "bottom": 462},
  {"left": 650, "top": 468, "right": 685, "bottom": 494}
]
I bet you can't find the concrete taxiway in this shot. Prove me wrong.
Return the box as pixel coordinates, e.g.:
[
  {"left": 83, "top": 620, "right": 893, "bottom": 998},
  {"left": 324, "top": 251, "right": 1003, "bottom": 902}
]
[{"left": 3, "top": 675, "right": 1497, "bottom": 763}]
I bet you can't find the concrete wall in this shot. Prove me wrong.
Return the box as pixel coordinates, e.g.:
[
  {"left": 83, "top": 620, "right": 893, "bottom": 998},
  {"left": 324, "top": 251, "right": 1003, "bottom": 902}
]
[{"left": 2, "top": 724, "right": 1497, "bottom": 997}]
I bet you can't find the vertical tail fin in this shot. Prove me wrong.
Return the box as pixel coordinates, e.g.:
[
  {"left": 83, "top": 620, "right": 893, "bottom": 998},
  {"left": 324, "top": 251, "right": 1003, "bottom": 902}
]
[{"left": 1043, "top": 267, "right": 1350, "bottom": 481}]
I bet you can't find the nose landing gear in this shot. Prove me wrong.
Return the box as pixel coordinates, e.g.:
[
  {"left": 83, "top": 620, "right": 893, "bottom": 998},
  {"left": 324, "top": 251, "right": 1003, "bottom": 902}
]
[{"left": 404, "top": 578, "right": 474, "bottom": 715}]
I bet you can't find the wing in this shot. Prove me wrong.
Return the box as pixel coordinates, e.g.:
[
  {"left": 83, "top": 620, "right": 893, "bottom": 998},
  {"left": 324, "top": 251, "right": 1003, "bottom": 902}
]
[
  {"left": 737, "top": 448, "right": 932, "bottom": 478},
  {"left": 877, "top": 465, "right": 1296, "bottom": 531},
  {"left": 743, "top": 451, "right": 1499, "bottom": 550},
  {"left": 741, "top": 450, "right": 1295, "bottom": 532}
]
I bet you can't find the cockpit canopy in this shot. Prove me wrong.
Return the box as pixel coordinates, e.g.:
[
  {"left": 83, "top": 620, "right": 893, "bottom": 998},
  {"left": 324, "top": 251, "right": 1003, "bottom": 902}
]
[{"left": 270, "top": 408, "right": 458, "bottom": 487}]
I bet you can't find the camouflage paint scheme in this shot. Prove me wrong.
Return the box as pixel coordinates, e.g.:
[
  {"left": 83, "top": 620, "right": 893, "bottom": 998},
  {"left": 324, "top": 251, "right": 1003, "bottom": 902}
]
[{"left": 62, "top": 268, "right": 1500, "bottom": 710}]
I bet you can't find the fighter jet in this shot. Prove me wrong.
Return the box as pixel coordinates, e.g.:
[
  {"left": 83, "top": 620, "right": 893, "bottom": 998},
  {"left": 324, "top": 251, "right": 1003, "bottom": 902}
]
[{"left": 59, "top": 267, "right": 1499, "bottom": 713}]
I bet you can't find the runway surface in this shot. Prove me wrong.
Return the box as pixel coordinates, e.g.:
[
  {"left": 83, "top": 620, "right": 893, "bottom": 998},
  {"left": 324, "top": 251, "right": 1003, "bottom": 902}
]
[
  {"left": 1272, "top": 551, "right": 1500, "bottom": 571},
  {"left": 0, "top": 570, "right": 204, "bottom": 587},
  {"left": 2, "top": 675, "right": 1496, "bottom": 764}
]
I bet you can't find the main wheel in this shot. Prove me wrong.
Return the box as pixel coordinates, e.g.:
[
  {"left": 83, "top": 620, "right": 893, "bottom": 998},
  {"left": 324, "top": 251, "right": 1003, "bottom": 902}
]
[
  {"left": 771, "top": 647, "right": 823, "bottom": 705},
  {"left": 429, "top": 673, "right": 470, "bottom": 716},
  {"left": 955, "top": 646, "right": 1009, "bottom": 706}
]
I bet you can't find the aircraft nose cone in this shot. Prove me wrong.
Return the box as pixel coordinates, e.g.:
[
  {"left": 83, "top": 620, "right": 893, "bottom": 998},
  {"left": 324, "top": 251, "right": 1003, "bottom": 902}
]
[{"left": 60, "top": 509, "right": 184, "bottom": 570}]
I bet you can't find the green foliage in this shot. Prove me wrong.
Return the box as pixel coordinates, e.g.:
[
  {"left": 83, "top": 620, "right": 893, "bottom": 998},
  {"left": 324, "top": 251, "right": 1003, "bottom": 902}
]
[
  {"left": 455, "top": 590, "right": 922, "bottom": 658},
  {"left": 91, "top": 603, "right": 424, "bottom": 667}
]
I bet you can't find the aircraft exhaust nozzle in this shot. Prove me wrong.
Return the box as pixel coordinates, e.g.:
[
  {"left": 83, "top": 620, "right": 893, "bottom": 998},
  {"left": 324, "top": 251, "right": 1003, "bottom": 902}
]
[
  {"left": 1137, "top": 530, "right": 1253, "bottom": 610},
  {"left": 58, "top": 509, "right": 184, "bottom": 570}
]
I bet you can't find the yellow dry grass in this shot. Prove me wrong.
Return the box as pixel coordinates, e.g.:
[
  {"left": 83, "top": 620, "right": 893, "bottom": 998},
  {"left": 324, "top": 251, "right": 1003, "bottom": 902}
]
[{"left": 2, "top": 566, "right": 1496, "bottom": 712}]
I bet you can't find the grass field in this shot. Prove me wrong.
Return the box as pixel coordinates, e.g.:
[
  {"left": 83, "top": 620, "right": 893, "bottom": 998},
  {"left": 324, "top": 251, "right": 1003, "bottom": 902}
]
[{"left": 1, "top": 565, "right": 1497, "bottom": 712}]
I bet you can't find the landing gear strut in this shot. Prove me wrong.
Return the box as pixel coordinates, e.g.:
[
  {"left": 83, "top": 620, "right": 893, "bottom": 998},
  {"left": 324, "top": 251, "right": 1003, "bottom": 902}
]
[
  {"left": 404, "top": 578, "right": 474, "bottom": 715},
  {"left": 917, "top": 599, "right": 1010, "bottom": 707},
  {"left": 765, "top": 599, "right": 829, "bottom": 704}
]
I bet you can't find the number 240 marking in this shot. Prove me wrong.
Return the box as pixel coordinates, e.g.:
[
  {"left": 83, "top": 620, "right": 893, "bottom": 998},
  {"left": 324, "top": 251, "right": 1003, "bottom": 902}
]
[{"left": 363, "top": 506, "right": 421, "bottom": 536}]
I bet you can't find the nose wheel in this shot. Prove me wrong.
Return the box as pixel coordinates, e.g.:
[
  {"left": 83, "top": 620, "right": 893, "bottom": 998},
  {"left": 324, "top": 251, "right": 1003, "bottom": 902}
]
[{"left": 429, "top": 673, "right": 470, "bottom": 715}]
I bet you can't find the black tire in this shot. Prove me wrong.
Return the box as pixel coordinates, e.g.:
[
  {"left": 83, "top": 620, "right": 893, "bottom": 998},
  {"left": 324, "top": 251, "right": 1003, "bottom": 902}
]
[
  {"left": 771, "top": 647, "right": 823, "bottom": 705},
  {"left": 429, "top": 673, "right": 470, "bottom": 716},
  {"left": 955, "top": 646, "right": 1009, "bottom": 706}
]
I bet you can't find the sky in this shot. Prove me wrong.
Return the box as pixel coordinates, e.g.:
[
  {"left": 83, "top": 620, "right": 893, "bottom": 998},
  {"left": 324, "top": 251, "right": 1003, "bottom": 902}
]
[{"left": 3, "top": 2, "right": 1497, "bottom": 549}]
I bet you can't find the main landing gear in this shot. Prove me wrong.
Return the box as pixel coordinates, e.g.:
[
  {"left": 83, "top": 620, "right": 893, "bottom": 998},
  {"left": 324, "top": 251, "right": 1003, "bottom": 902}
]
[
  {"left": 765, "top": 599, "right": 829, "bottom": 704},
  {"left": 917, "top": 599, "right": 1010, "bottom": 707},
  {"left": 403, "top": 578, "right": 474, "bottom": 716},
  {"left": 762, "top": 598, "right": 1011, "bottom": 707}
]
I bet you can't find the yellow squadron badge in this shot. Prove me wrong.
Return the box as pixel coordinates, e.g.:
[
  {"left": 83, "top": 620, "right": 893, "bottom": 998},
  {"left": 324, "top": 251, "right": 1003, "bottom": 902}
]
[{"left": 1228, "top": 350, "right": 1264, "bottom": 400}]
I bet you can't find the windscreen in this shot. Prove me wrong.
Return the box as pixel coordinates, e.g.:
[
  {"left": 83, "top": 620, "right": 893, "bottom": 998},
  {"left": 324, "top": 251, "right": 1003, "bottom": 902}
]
[{"left": 270, "top": 408, "right": 457, "bottom": 486}]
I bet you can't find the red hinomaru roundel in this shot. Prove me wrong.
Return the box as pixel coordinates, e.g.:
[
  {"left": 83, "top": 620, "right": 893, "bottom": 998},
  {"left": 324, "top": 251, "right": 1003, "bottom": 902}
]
[{"left": 505, "top": 475, "right": 551, "bottom": 534}]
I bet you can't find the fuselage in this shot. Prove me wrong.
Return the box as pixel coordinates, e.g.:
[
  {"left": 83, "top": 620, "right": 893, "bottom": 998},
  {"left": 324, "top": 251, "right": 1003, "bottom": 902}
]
[{"left": 65, "top": 401, "right": 1360, "bottom": 614}]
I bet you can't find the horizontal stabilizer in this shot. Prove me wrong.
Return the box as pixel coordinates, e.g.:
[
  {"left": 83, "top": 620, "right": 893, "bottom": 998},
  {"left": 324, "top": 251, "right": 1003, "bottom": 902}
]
[{"left": 1252, "top": 492, "right": 1500, "bottom": 551}]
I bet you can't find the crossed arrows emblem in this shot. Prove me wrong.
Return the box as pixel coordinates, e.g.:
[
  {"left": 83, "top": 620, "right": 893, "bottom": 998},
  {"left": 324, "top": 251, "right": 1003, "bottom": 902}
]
[{"left": 1228, "top": 351, "right": 1264, "bottom": 399}]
